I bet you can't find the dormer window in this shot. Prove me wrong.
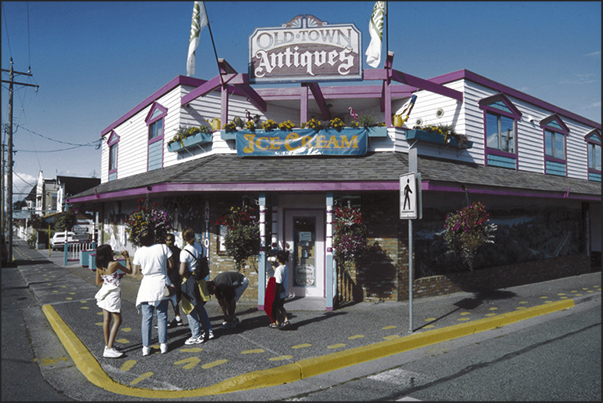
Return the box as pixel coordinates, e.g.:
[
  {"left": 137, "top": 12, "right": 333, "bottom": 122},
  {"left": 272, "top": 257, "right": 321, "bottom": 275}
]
[
  {"left": 541, "top": 114, "right": 569, "bottom": 177},
  {"left": 107, "top": 131, "right": 120, "bottom": 182},
  {"left": 585, "top": 129, "right": 601, "bottom": 182},
  {"left": 145, "top": 102, "right": 168, "bottom": 171},
  {"left": 479, "top": 93, "right": 522, "bottom": 169}
]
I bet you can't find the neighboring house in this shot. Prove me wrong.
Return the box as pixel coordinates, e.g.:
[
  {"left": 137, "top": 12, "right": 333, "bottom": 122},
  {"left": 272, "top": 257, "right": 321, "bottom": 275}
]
[
  {"left": 24, "top": 185, "right": 36, "bottom": 211},
  {"left": 68, "top": 15, "right": 601, "bottom": 311},
  {"left": 56, "top": 175, "right": 100, "bottom": 212},
  {"left": 35, "top": 170, "right": 58, "bottom": 217}
]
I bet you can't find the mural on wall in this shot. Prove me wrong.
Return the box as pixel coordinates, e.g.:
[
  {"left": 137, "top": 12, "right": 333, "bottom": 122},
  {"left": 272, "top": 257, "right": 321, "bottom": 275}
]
[{"left": 415, "top": 206, "right": 584, "bottom": 278}]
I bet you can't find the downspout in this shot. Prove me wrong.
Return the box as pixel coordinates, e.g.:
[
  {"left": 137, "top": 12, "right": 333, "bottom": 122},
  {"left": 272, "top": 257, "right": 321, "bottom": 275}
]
[{"left": 326, "top": 193, "right": 334, "bottom": 311}]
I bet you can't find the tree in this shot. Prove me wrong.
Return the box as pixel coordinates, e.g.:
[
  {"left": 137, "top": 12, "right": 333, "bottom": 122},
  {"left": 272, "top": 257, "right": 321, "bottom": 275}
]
[{"left": 54, "top": 208, "right": 77, "bottom": 232}]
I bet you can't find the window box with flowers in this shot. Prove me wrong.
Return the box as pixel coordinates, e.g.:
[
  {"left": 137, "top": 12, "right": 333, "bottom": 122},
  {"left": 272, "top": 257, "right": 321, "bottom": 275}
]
[
  {"left": 221, "top": 117, "right": 388, "bottom": 141},
  {"left": 167, "top": 125, "right": 213, "bottom": 152},
  {"left": 407, "top": 124, "right": 472, "bottom": 149},
  {"left": 125, "top": 198, "right": 173, "bottom": 246}
]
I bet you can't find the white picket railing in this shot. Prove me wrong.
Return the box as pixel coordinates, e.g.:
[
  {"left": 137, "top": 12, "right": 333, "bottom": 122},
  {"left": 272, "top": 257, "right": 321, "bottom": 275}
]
[{"left": 63, "top": 241, "right": 96, "bottom": 264}]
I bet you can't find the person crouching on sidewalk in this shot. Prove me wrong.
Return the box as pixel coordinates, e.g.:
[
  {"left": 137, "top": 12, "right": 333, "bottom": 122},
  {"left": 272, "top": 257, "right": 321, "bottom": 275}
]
[{"left": 206, "top": 271, "right": 249, "bottom": 329}]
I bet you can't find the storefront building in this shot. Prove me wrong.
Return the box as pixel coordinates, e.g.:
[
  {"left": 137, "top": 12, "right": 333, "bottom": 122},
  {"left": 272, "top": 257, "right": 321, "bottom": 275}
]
[{"left": 68, "top": 15, "right": 601, "bottom": 311}]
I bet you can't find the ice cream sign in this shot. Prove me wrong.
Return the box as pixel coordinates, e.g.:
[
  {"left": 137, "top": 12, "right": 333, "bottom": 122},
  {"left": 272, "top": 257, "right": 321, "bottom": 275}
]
[{"left": 249, "top": 14, "right": 362, "bottom": 83}]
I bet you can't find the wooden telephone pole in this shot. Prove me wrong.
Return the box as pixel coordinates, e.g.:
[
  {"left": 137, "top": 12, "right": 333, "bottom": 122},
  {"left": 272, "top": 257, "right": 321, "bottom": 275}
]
[{"left": 1, "top": 58, "right": 38, "bottom": 264}]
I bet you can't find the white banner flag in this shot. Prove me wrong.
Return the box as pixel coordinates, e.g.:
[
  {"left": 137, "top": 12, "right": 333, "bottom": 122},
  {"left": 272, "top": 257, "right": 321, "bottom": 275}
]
[
  {"left": 187, "top": 1, "right": 209, "bottom": 76},
  {"left": 365, "top": 1, "right": 385, "bottom": 68}
]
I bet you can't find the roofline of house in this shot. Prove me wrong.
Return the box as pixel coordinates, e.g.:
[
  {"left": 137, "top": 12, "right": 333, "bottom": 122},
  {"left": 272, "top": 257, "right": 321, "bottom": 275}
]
[
  {"left": 101, "top": 69, "right": 600, "bottom": 138},
  {"left": 67, "top": 180, "right": 600, "bottom": 205},
  {"left": 435, "top": 70, "right": 601, "bottom": 129}
]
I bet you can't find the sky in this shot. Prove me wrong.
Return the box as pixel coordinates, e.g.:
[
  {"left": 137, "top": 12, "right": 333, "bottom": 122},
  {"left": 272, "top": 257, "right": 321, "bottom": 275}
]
[{"left": 2, "top": 1, "right": 601, "bottom": 203}]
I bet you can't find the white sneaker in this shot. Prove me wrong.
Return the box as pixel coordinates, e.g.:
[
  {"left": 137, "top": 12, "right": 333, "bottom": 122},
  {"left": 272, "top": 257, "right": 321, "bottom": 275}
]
[
  {"left": 202, "top": 330, "right": 215, "bottom": 340},
  {"left": 160, "top": 343, "right": 168, "bottom": 354},
  {"left": 103, "top": 347, "right": 124, "bottom": 358},
  {"left": 142, "top": 346, "right": 151, "bottom": 356},
  {"left": 184, "top": 336, "right": 203, "bottom": 345}
]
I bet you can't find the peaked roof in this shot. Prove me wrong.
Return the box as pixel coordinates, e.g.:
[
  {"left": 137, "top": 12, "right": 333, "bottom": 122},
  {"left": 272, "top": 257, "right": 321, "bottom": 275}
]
[{"left": 57, "top": 176, "right": 101, "bottom": 196}]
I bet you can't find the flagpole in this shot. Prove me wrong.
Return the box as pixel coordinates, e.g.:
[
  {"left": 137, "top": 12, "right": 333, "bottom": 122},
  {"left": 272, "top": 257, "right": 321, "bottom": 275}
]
[
  {"left": 202, "top": 2, "right": 224, "bottom": 87},
  {"left": 385, "top": 1, "right": 389, "bottom": 87}
]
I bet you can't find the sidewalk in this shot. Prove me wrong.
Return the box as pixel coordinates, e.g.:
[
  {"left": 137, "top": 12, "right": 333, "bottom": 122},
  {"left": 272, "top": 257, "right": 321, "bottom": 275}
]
[{"left": 13, "top": 239, "right": 601, "bottom": 398}]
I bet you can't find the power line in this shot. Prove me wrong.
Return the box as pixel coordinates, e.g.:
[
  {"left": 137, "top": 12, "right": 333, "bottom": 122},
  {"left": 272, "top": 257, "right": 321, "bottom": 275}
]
[{"left": 16, "top": 125, "right": 101, "bottom": 147}]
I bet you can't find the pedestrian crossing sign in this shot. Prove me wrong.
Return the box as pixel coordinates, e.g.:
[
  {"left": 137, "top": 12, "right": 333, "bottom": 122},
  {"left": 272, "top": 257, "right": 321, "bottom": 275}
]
[{"left": 400, "top": 172, "right": 422, "bottom": 219}]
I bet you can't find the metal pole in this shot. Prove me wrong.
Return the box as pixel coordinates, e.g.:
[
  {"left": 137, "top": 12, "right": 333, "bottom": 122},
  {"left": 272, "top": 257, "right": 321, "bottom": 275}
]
[
  {"left": 408, "top": 141, "right": 418, "bottom": 333},
  {"left": 7, "top": 60, "right": 14, "bottom": 264},
  {"left": 408, "top": 218, "right": 413, "bottom": 333},
  {"left": 2, "top": 59, "right": 38, "bottom": 264}
]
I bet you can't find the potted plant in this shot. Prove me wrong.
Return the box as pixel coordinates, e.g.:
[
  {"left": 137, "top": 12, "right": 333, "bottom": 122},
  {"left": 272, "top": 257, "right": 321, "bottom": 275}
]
[
  {"left": 215, "top": 205, "right": 260, "bottom": 271},
  {"left": 125, "top": 198, "right": 172, "bottom": 246},
  {"left": 439, "top": 201, "right": 497, "bottom": 270}
]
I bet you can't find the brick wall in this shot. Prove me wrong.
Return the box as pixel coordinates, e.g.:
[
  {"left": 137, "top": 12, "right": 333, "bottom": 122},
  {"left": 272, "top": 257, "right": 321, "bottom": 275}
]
[{"left": 412, "top": 254, "right": 591, "bottom": 299}]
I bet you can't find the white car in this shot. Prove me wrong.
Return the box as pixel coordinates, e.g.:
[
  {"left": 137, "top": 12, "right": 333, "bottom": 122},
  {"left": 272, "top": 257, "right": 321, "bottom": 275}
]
[{"left": 50, "top": 232, "right": 76, "bottom": 251}]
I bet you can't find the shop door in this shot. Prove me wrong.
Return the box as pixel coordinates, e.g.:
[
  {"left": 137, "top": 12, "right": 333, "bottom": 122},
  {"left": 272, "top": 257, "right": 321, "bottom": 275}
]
[{"left": 284, "top": 210, "right": 325, "bottom": 298}]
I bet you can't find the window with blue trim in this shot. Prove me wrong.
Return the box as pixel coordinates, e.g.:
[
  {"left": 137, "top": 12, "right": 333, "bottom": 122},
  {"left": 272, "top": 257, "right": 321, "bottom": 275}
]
[
  {"left": 145, "top": 102, "right": 167, "bottom": 172},
  {"left": 585, "top": 129, "right": 601, "bottom": 182},
  {"left": 541, "top": 114, "right": 568, "bottom": 177},
  {"left": 479, "top": 93, "right": 522, "bottom": 169},
  {"left": 107, "top": 131, "right": 119, "bottom": 182}
]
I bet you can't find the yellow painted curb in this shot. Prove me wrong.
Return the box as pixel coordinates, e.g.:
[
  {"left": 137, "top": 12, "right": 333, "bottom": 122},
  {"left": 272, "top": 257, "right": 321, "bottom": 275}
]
[
  {"left": 296, "top": 298, "right": 574, "bottom": 379},
  {"left": 42, "top": 298, "right": 574, "bottom": 397}
]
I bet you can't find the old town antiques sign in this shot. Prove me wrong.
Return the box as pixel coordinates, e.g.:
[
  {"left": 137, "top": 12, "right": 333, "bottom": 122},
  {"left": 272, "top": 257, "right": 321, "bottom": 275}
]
[{"left": 249, "top": 15, "right": 362, "bottom": 83}]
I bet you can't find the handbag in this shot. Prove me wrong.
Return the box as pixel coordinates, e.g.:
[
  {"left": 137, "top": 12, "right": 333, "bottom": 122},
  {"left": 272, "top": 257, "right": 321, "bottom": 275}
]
[
  {"left": 163, "top": 283, "right": 176, "bottom": 298},
  {"left": 162, "top": 247, "right": 176, "bottom": 298}
]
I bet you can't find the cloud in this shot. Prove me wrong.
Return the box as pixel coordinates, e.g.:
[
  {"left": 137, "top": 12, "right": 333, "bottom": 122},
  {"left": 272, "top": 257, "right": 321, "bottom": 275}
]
[
  {"left": 585, "top": 51, "right": 601, "bottom": 57},
  {"left": 11, "top": 172, "right": 37, "bottom": 199}
]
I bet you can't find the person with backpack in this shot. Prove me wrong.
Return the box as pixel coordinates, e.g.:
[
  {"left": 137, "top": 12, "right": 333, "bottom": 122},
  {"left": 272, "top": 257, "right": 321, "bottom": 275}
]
[{"left": 179, "top": 228, "right": 214, "bottom": 345}]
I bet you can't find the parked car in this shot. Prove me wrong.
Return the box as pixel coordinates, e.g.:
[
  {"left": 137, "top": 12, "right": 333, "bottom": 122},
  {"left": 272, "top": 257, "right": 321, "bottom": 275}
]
[
  {"left": 1, "top": 235, "right": 7, "bottom": 265},
  {"left": 50, "top": 232, "right": 76, "bottom": 251}
]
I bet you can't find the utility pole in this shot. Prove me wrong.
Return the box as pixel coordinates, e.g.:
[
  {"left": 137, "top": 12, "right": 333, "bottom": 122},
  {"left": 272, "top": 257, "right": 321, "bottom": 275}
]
[{"left": 1, "top": 58, "right": 39, "bottom": 264}]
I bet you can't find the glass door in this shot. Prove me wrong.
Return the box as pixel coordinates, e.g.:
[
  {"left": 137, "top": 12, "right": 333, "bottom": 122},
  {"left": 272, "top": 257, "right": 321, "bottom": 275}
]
[{"left": 285, "top": 209, "right": 324, "bottom": 298}]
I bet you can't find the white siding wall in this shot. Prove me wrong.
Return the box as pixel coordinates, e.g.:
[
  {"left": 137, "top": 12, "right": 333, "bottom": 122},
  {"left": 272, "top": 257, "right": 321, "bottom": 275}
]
[
  {"left": 101, "top": 79, "right": 597, "bottom": 183},
  {"left": 392, "top": 78, "right": 597, "bottom": 181},
  {"left": 394, "top": 80, "right": 478, "bottom": 164}
]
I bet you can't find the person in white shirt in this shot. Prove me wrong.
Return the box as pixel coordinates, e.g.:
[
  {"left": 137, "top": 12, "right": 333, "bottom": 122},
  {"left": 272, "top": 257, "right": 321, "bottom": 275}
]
[
  {"left": 132, "top": 228, "right": 173, "bottom": 356},
  {"left": 270, "top": 250, "right": 291, "bottom": 329}
]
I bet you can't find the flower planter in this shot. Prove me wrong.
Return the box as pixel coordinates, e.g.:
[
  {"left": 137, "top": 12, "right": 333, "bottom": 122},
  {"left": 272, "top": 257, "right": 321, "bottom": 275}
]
[
  {"left": 406, "top": 129, "right": 472, "bottom": 149},
  {"left": 220, "top": 130, "right": 237, "bottom": 140},
  {"left": 167, "top": 132, "right": 213, "bottom": 152}
]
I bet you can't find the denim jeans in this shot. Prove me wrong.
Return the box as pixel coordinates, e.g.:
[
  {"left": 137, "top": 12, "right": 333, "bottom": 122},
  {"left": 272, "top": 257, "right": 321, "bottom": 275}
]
[
  {"left": 140, "top": 300, "right": 168, "bottom": 347},
  {"left": 186, "top": 302, "right": 212, "bottom": 339}
]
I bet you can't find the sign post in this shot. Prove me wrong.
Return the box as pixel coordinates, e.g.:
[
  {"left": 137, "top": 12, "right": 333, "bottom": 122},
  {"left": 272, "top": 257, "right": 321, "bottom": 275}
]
[{"left": 400, "top": 172, "right": 422, "bottom": 333}]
